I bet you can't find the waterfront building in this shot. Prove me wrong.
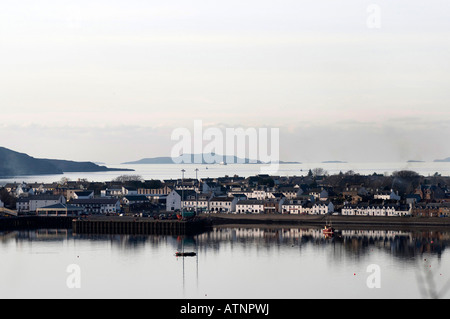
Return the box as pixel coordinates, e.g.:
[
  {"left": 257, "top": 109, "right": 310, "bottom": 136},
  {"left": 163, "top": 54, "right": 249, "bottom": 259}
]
[
  {"left": 166, "top": 189, "right": 182, "bottom": 212},
  {"left": 36, "top": 203, "right": 84, "bottom": 217},
  {"left": 311, "top": 201, "right": 334, "bottom": 215},
  {"left": 181, "top": 192, "right": 212, "bottom": 213},
  {"left": 341, "top": 204, "right": 411, "bottom": 217},
  {"left": 16, "top": 194, "right": 66, "bottom": 213},
  {"left": 282, "top": 199, "right": 306, "bottom": 214},
  {"left": 69, "top": 198, "right": 121, "bottom": 215},
  {"left": 281, "top": 199, "right": 315, "bottom": 215},
  {"left": 209, "top": 197, "right": 238, "bottom": 213},
  {"left": 236, "top": 200, "right": 265, "bottom": 214}
]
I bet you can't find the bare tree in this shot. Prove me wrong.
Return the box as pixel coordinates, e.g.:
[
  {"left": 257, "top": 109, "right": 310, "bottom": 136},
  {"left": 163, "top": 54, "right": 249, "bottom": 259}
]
[
  {"left": 58, "top": 177, "right": 71, "bottom": 185},
  {"left": 312, "top": 168, "right": 328, "bottom": 177},
  {"left": 113, "top": 175, "right": 144, "bottom": 183}
]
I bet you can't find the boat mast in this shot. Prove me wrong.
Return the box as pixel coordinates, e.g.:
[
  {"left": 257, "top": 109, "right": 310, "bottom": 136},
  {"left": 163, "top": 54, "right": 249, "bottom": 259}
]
[{"left": 181, "top": 169, "right": 186, "bottom": 219}]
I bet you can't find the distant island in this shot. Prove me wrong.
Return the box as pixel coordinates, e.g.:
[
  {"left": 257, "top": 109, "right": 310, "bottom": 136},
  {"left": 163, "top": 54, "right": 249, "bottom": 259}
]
[
  {"left": 407, "top": 160, "right": 425, "bottom": 163},
  {"left": 0, "top": 147, "right": 133, "bottom": 177},
  {"left": 122, "top": 154, "right": 301, "bottom": 165},
  {"left": 322, "top": 161, "right": 348, "bottom": 164},
  {"left": 435, "top": 157, "right": 450, "bottom": 163}
]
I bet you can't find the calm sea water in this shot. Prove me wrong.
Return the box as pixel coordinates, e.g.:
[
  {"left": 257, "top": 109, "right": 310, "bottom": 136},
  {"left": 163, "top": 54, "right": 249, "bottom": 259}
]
[
  {"left": 1, "top": 226, "right": 449, "bottom": 299},
  {"left": 0, "top": 162, "right": 449, "bottom": 184}
]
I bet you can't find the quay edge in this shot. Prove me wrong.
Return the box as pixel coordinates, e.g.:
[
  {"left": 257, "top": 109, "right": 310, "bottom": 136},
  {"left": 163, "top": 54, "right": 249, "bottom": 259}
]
[
  {"left": 0, "top": 216, "right": 211, "bottom": 236},
  {"left": 71, "top": 217, "right": 211, "bottom": 236},
  {"left": 0, "top": 216, "right": 73, "bottom": 231}
]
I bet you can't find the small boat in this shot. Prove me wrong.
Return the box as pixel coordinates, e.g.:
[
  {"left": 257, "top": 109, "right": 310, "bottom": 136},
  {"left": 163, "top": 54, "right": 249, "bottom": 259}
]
[
  {"left": 176, "top": 252, "right": 197, "bottom": 257},
  {"left": 322, "top": 225, "right": 335, "bottom": 236}
]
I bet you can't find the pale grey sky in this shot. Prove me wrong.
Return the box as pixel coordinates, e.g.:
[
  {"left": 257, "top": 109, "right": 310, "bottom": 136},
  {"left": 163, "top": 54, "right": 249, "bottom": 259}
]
[{"left": 1, "top": 0, "right": 449, "bottom": 163}]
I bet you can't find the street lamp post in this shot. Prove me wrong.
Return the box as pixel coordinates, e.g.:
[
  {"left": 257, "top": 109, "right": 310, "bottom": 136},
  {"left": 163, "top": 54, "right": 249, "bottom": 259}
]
[
  {"left": 195, "top": 168, "right": 199, "bottom": 216},
  {"left": 181, "top": 169, "right": 186, "bottom": 219}
]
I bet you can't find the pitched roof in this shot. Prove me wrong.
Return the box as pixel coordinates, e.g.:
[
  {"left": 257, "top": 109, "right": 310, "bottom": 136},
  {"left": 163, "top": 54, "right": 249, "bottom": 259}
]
[
  {"left": 28, "top": 195, "right": 64, "bottom": 201},
  {"left": 236, "top": 200, "right": 265, "bottom": 205},
  {"left": 210, "top": 197, "right": 235, "bottom": 202}
]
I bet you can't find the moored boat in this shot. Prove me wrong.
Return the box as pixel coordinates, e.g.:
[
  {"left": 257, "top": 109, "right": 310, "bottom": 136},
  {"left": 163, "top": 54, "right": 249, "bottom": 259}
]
[
  {"left": 176, "top": 252, "right": 197, "bottom": 257},
  {"left": 322, "top": 225, "right": 335, "bottom": 236}
]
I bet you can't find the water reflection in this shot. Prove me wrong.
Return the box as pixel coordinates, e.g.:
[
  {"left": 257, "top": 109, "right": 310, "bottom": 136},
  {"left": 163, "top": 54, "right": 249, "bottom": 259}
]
[
  {"left": 1, "top": 226, "right": 447, "bottom": 261},
  {"left": 0, "top": 226, "right": 449, "bottom": 299}
]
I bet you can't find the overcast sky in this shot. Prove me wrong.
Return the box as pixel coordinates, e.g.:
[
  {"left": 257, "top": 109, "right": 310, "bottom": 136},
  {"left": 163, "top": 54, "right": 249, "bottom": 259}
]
[{"left": 1, "top": 0, "right": 449, "bottom": 164}]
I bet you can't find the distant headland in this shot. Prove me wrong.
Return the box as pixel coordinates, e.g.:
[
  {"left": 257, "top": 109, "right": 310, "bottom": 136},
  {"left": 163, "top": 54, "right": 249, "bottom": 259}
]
[
  {"left": 435, "top": 157, "right": 450, "bottom": 163},
  {"left": 122, "top": 154, "right": 301, "bottom": 165},
  {"left": 0, "top": 147, "right": 133, "bottom": 178},
  {"left": 322, "top": 161, "right": 348, "bottom": 164}
]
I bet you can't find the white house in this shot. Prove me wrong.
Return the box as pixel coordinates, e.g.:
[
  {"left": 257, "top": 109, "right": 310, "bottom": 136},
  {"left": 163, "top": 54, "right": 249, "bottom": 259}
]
[
  {"left": 15, "top": 184, "right": 35, "bottom": 197},
  {"left": 311, "top": 202, "right": 334, "bottom": 215},
  {"left": 281, "top": 200, "right": 313, "bottom": 215},
  {"left": 29, "top": 194, "right": 65, "bottom": 212},
  {"left": 16, "top": 198, "right": 30, "bottom": 213},
  {"left": 209, "top": 197, "right": 238, "bottom": 213},
  {"left": 374, "top": 190, "right": 401, "bottom": 201},
  {"left": 341, "top": 205, "right": 358, "bottom": 216},
  {"left": 236, "top": 200, "right": 265, "bottom": 214},
  {"left": 16, "top": 195, "right": 66, "bottom": 213},
  {"left": 341, "top": 204, "right": 410, "bottom": 217},
  {"left": 248, "top": 189, "right": 269, "bottom": 200},
  {"left": 166, "top": 190, "right": 182, "bottom": 212},
  {"left": 182, "top": 193, "right": 212, "bottom": 213},
  {"left": 278, "top": 187, "right": 303, "bottom": 199},
  {"left": 282, "top": 200, "right": 304, "bottom": 214}
]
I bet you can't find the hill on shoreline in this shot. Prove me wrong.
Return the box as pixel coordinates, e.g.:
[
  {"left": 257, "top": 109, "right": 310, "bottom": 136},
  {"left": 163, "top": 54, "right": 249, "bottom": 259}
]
[{"left": 0, "top": 147, "right": 133, "bottom": 177}]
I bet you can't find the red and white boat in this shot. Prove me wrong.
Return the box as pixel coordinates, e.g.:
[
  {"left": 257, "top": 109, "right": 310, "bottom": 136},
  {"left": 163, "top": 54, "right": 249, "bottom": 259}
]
[{"left": 322, "top": 225, "right": 335, "bottom": 236}]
